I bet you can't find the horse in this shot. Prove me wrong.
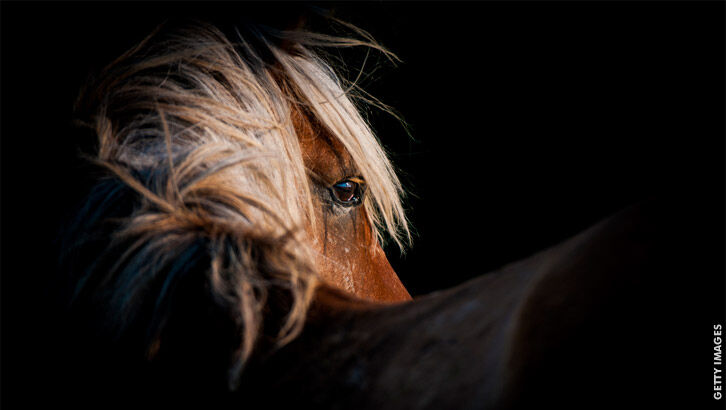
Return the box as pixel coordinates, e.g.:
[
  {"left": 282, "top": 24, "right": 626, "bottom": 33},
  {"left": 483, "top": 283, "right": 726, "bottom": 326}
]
[
  {"left": 53, "top": 15, "right": 711, "bottom": 410},
  {"left": 57, "top": 17, "right": 411, "bottom": 403}
]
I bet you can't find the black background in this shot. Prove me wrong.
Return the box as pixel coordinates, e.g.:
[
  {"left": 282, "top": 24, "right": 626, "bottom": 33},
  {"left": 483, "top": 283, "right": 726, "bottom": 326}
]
[{"left": 2, "top": 1, "right": 724, "bottom": 407}]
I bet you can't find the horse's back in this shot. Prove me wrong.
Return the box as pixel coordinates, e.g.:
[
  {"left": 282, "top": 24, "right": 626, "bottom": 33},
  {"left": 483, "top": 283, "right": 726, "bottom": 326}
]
[{"left": 245, "top": 199, "right": 711, "bottom": 409}]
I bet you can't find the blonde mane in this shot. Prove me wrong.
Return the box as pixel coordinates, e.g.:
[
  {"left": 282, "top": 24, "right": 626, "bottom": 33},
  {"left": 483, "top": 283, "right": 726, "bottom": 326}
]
[{"left": 70, "top": 20, "right": 408, "bottom": 388}]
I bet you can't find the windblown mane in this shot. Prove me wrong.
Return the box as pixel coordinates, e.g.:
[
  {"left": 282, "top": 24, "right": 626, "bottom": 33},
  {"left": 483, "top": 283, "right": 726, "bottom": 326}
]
[{"left": 62, "top": 19, "right": 408, "bottom": 388}]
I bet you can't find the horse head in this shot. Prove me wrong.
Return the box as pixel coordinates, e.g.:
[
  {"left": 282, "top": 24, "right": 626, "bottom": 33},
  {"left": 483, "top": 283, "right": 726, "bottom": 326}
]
[{"left": 62, "top": 17, "right": 411, "bottom": 393}]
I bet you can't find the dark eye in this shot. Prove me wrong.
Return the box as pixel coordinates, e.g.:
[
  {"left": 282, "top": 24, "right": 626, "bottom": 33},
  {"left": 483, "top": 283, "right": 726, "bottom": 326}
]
[{"left": 330, "top": 178, "right": 364, "bottom": 206}]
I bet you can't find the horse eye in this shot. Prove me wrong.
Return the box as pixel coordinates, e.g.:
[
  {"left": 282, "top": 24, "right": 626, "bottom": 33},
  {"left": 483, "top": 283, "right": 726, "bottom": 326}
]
[{"left": 330, "top": 179, "right": 363, "bottom": 206}]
